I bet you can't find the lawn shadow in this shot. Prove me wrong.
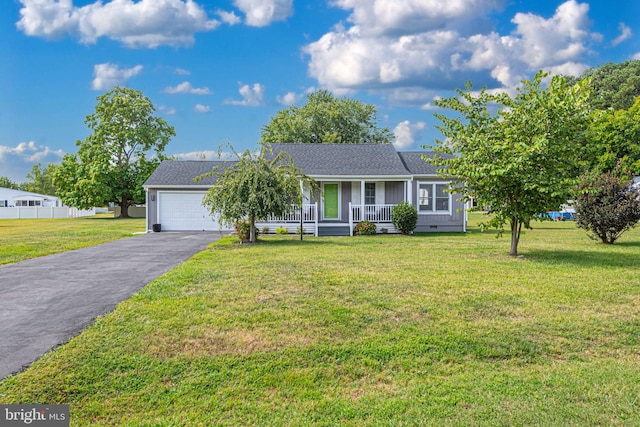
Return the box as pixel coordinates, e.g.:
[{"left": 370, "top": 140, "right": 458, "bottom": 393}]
[
  {"left": 258, "top": 237, "right": 353, "bottom": 247},
  {"left": 611, "top": 240, "right": 640, "bottom": 248},
  {"left": 525, "top": 248, "right": 640, "bottom": 268}
]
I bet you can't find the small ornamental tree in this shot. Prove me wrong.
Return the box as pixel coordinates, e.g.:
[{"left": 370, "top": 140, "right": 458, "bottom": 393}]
[
  {"left": 574, "top": 166, "right": 640, "bottom": 244},
  {"left": 391, "top": 201, "right": 418, "bottom": 234},
  {"left": 200, "top": 144, "right": 317, "bottom": 243},
  {"left": 430, "top": 71, "right": 591, "bottom": 256}
]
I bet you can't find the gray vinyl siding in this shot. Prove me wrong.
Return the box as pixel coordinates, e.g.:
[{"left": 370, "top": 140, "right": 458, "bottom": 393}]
[
  {"left": 341, "top": 182, "right": 351, "bottom": 221},
  {"left": 146, "top": 189, "right": 158, "bottom": 231},
  {"left": 410, "top": 178, "right": 465, "bottom": 232},
  {"left": 384, "top": 181, "right": 404, "bottom": 204}
]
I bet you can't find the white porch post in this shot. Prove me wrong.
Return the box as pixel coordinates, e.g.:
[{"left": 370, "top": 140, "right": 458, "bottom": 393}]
[
  {"left": 407, "top": 178, "right": 413, "bottom": 205},
  {"left": 360, "top": 179, "right": 366, "bottom": 223}
]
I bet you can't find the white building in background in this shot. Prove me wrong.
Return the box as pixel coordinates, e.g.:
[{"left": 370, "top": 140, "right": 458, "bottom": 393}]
[{"left": 0, "top": 187, "right": 62, "bottom": 208}]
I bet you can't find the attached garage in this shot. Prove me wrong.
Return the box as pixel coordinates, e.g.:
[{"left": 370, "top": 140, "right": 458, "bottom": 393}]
[
  {"left": 143, "top": 160, "right": 237, "bottom": 233},
  {"left": 157, "top": 191, "right": 229, "bottom": 231}
]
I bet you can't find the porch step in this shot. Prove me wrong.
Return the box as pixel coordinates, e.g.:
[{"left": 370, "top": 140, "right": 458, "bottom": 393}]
[{"left": 317, "top": 225, "right": 351, "bottom": 236}]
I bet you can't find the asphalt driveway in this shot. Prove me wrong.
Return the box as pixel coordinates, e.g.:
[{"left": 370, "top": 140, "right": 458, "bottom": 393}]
[{"left": 0, "top": 232, "right": 223, "bottom": 380}]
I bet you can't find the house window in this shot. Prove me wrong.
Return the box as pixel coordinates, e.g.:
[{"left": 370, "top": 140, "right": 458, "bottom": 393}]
[
  {"left": 418, "top": 182, "right": 451, "bottom": 214},
  {"left": 0, "top": 200, "right": 5, "bottom": 207},
  {"left": 364, "top": 183, "right": 376, "bottom": 205}
]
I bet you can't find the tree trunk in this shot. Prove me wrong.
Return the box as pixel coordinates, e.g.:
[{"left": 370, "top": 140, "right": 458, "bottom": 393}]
[
  {"left": 118, "top": 196, "right": 130, "bottom": 218},
  {"left": 509, "top": 216, "right": 521, "bottom": 257},
  {"left": 249, "top": 213, "right": 256, "bottom": 243}
]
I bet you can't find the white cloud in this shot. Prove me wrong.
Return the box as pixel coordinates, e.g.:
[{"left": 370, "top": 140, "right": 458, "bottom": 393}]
[
  {"left": 17, "top": 0, "right": 220, "bottom": 48},
  {"left": 0, "top": 141, "right": 65, "bottom": 182},
  {"left": 158, "top": 105, "right": 177, "bottom": 115},
  {"left": 233, "top": 0, "right": 293, "bottom": 27},
  {"left": 332, "top": 0, "right": 503, "bottom": 36},
  {"left": 612, "top": 23, "right": 632, "bottom": 46},
  {"left": 304, "top": 0, "right": 595, "bottom": 98},
  {"left": 393, "top": 120, "right": 426, "bottom": 149},
  {"left": 510, "top": 0, "right": 590, "bottom": 68},
  {"left": 194, "top": 104, "right": 211, "bottom": 113},
  {"left": 92, "top": 63, "right": 143, "bottom": 90},
  {"left": 224, "top": 83, "right": 265, "bottom": 106},
  {"left": 175, "top": 150, "right": 215, "bottom": 160},
  {"left": 276, "top": 91, "right": 302, "bottom": 106},
  {"left": 174, "top": 68, "right": 191, "bottom": 75},
  {"left": 175, "top": 150, "right": 234, "bottom": 160},
  {"left": 163, "top": 81, "right": 211, "bottom": 95},
  {"left": 420, "top": 102, "right": 439, "bottom": 110},
  {"left": 217, "top": 9, "right": 241, "bottom": 25},
  {"left": 633, "top": 52, "right": 640, "bottom": 60}
]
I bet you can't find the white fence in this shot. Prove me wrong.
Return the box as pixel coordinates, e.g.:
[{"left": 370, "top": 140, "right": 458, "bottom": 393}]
[{"left": 0, "top": 207, "right": 96, "bottom": 219}]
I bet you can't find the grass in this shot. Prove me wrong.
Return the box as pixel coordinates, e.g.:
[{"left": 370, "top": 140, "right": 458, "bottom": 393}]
[
  {"left": 1, "top": 214, "right": 639, "bottom": 425},
  {"left": 0, "top": 214, "right": 145, "bottom": 265}
]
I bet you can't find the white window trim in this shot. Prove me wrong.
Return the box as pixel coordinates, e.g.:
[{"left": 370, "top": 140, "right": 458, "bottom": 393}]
[
  {"left": 364, "top": 182, "right": 376, "bottom": 205},
  {"left": 418, "top": 181, "right": 452, "bottom": 215}
]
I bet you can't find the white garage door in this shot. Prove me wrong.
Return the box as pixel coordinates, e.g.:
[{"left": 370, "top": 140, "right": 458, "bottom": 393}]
[{"left": 158, "top": 191, "right": 230, "bottom": 231}]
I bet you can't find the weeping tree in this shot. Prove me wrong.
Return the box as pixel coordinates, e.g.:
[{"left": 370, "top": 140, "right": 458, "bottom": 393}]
[
  {"left": 200, "top": 145, "right": 317, "bottom": 243},
  {"left": 55, "top": 87, "right": 174, "bottom": 217},
  {"left": 430, "top": 71, "right": 591, "bottom": 256}
]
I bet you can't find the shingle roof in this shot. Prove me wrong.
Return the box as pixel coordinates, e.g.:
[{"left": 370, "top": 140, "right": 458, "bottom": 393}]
[
  {"left": 398, "top": 151, "right": 448, "bottom": 175},
  {"left": 144, "top": 160, "right": 237, "bottom": 187},
  {"left": 144, "top": 147, "right": 450, "bottom": 187},
  {"left": 267, "top": 143, "right": 410, "bottom": 176}
]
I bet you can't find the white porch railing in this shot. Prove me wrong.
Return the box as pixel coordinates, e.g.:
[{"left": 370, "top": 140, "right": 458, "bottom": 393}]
[
  {"left": 349, "top": 203, "right": 396, "bottom": 236},
  {"left": 266, "top": 203, "right": 317, "bottom": 222},
  {"left": 261, "top": 203, "right": 319, "bottom": 236},
  {"left": 350, "top": 203, "right": 395, "bottom": 222}
]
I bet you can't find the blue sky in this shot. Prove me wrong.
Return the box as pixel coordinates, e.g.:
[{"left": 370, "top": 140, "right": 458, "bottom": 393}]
[{"left": 2, "top": 0, "right": 639, "bottom": 183}]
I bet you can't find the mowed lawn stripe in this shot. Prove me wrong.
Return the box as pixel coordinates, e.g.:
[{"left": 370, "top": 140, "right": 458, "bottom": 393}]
[
  {"left": 0, "top": 215, "right": 145, "bottom": 265},
  {"left": 1, "top": 215, "right": 638, "bottom": 425}
]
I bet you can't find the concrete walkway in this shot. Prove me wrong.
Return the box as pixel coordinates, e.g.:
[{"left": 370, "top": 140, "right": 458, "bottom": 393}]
[{"left": 0, "top": 232, "right": 223, "bottom": 380}]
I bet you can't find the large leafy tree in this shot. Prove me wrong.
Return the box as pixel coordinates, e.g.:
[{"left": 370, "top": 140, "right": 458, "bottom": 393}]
[
  {"left": 261, "top": 89, "right": 393, "bottom": 144},
  {"left": 0, "top": 177, "right": 19, "bottom": 190},
  {"left": 587, "top": 96, "right": 640, "bottom": 175},
  {"left": 201, "top": 145, "right": 317, "bottom": 243},
  {"left": 568, "top": 60, "right": 640, "bottom": 111},
  {"left": 430, "top": 71, "right": 591, "bottom": 256},
  {"left": 21, "top": 163, "right": 58, "bottom": 195},
  {"left": 54, "top": 87, "right": 175, "bottom": 217}
]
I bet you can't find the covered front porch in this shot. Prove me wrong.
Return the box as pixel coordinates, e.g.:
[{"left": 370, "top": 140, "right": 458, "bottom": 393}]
[
  {"left": 258, "top": 178, "right": 412, "bottom": 236},
  {"left": 257, "top": 202, "right": 401, "bottom": 236}
]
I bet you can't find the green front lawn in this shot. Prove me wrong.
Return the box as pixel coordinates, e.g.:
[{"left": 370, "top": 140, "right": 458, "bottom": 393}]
[
  {"left": 1, "top": 215, "right": 639, "bottom": 425},
  {"left": 0, "top": 215, "right": 145, "bottom": 265}
]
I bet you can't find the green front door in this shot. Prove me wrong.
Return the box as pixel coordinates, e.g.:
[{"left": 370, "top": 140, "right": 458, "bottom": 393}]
[{"left": 324, "top": 183, "right": 339, "bottom": 219}]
